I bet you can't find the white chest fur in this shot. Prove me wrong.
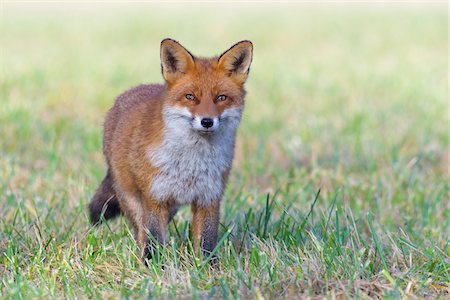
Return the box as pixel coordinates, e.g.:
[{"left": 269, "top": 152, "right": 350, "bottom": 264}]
[{"left": 147, "top": 107, "right": 241, "bottom": 206}]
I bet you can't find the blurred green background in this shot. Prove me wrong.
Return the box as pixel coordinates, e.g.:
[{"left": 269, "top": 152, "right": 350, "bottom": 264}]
[{"left": 1, "top": 2, "right": 448, "bottom": 298}]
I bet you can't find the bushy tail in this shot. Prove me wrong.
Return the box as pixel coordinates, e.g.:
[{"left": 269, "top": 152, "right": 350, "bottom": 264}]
[{"left": 89, "top": 170, "right": 121, "bottom": 225}]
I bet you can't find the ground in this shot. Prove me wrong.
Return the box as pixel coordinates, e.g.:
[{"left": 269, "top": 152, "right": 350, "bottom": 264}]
[{"left": 1, "top": 3, "right": 449, "bottom": 299}]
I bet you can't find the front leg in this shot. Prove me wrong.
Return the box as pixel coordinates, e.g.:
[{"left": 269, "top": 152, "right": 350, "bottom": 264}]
[
  {"left": 191, "top": 201, "right": 220, "bottom": 258},
  {"left": 141, "top": 199, "right": 170, "bottom": 263}
]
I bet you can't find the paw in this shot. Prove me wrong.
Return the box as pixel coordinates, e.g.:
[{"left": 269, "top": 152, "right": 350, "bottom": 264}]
[
  {"left": 143, "top": 240, "right": 167, "bottom": 270},
  {"left": 202, "top": 250, "right": 220, "bottom": 270},
  {"left": 143, "top": 240, "right": 158, "bottom": 265}
]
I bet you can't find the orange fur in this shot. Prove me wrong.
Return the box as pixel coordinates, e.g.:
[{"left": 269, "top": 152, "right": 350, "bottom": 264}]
[{"left": 89, "top": 39, "right": 253, "bottom": 263}]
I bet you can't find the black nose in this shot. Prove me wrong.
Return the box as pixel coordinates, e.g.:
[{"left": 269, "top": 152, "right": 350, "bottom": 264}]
[{"left": 201, "top": 118, "right": 214, "bottom": 128}]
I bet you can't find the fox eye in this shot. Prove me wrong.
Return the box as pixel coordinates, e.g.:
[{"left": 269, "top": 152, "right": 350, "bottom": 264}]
[
  {"left": 217, "top": 95, "right": 227, "bottom": 101},
  {"left": 185, "top": 94, "right": 195, "bottom": 101}
]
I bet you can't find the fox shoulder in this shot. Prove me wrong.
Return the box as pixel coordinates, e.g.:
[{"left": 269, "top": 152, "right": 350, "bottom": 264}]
[{"left": 103, "top": 84, "right": 165, "bottom": 162}]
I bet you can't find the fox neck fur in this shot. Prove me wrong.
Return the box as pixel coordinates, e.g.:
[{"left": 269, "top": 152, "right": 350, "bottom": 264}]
[{"left": 147, "top": 105, "right": 242, "bottom": 206}]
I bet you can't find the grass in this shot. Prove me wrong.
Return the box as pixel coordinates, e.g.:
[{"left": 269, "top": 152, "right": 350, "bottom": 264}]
[{"left": 1, "top": 2, "right": 449, "bottom": 299}]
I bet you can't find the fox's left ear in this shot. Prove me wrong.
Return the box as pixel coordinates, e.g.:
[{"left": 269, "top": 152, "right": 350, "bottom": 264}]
[{"left": 218, "top": 40, "right": 253, "bottom": 84}]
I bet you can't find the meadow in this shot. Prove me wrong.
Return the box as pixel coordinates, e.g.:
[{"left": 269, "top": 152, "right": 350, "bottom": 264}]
[{"left": 1, "top": 3, "right": 448, "bottom": 298}]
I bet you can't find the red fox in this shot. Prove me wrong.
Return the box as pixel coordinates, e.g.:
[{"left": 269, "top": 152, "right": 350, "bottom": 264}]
[{"left": 89, "top": 38, "right": 253, "bottom": 262}]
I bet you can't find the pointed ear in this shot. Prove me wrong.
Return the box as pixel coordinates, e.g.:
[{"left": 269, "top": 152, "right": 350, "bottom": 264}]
[
  {"left": 160, "top": 39, "right": 195, "bottom": 84},
  {"left": 218, "top": 40, "right": 253, "bottom": 83}
]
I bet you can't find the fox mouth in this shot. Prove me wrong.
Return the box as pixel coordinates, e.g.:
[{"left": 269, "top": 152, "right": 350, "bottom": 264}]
[{"left": 196, "top": 128, "right": 216, "bottom": 135}]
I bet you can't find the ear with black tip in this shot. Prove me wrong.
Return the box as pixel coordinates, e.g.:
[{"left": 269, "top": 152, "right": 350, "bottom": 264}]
[
  {"left": 218, "top": 40, "right": 253, "bottom": 83},
  {"left": 160, "top": 39, "right": 195, "bottom": 84}
]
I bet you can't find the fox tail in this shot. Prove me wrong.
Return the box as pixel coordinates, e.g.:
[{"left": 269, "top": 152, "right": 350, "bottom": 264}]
[{"left": 89, "top": 170, "right": 121, "bottom": 225}]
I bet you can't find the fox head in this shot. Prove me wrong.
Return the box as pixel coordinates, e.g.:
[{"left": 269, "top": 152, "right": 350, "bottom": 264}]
[{"left": 160, "top": 38, "right": 253, "bottom": 136}]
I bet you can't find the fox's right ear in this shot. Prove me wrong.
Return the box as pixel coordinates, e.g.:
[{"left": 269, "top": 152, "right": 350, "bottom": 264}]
[{"left": 160, "top": 39, "right": 195, "bottom": 85}]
